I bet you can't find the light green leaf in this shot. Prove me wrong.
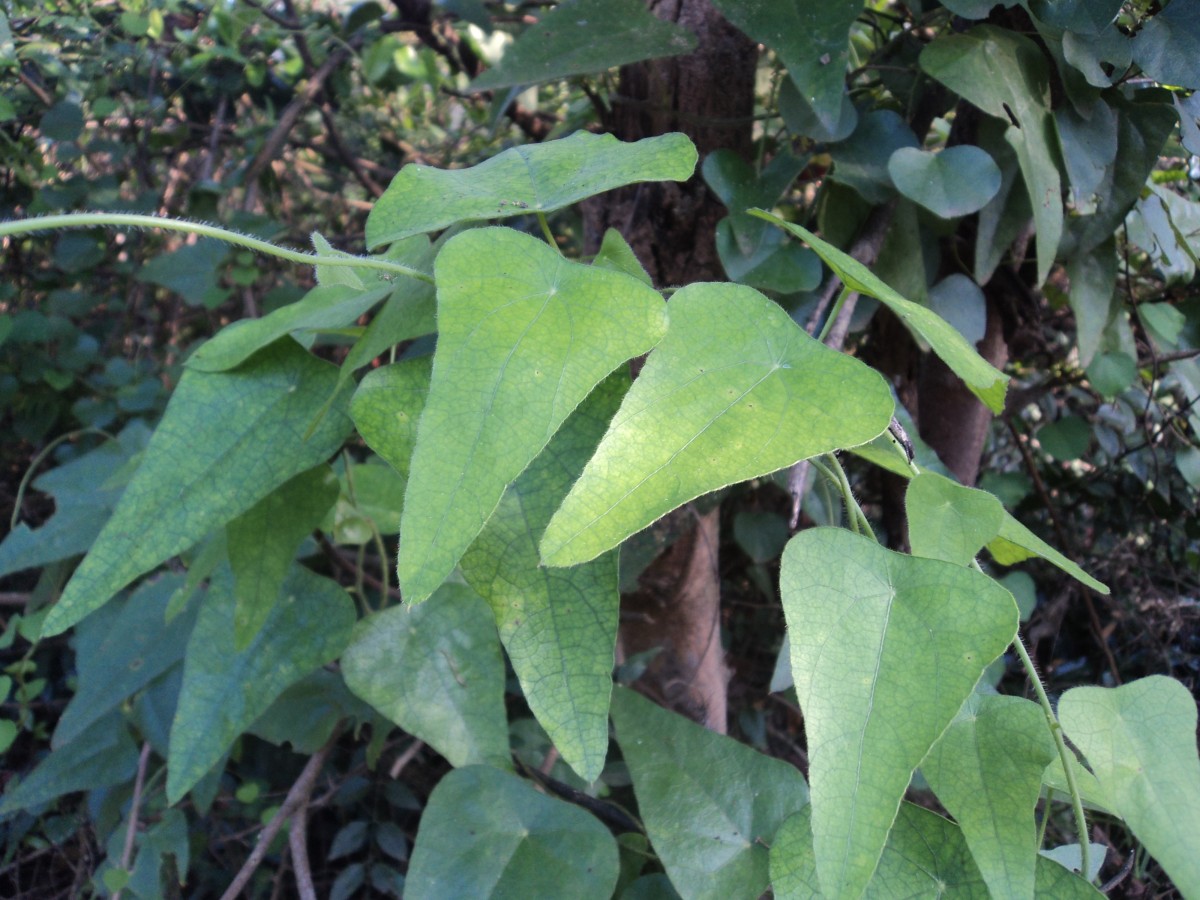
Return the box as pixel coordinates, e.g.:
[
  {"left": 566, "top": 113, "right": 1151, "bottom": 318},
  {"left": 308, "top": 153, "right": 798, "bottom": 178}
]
[
  {"left": 43, "top": 339, "right": 355, "bottom": 637},
  {"left": 541, "top": 282, "right": 893, "bottom": 567},
  {"left": 227, "top": 465, "right": 340, "bottom": 649},
  {"left": 0, "top": 714, "right": 139, "bottom": 815},
  {"left": 399, "top": 228, "right": 667, "bottom": 602},
  {"left": 770, "top": 802, "right": 1103, "bottom": 898},
  {"left": 1040, "top": 843, "right": 1108, "bottom": 885},
  {"left": 754, "top": 214, "right": 1010, "bottom": 413},
  {"left": 592, "top": 228, "right": 651, "bottom": 285},
  {"left": 341, "top": 583, "right": 510, "bottom": 769},
  {"left": 708, "top": 0, "right": 862, "bottom": 134},
  {"left": 906, "top": 471, "right": 1004, "bottom": 566},
  {"left": 780, "top": 528, "right": 1017, "bottom": 898},
  {"left": 887, "top": 145, "right": 1002, "bottom": 219},
  {"left": 986, "top": 512, "right": 1109, "bottom": 594},
  {"left": 366, "top": 132, "right": 697, "bottom": 247},
  {"left": 921, "top": 26, "right": 1063, "bottom": 284},
  {"left": 166, "top": 564, "right": 355, "bottom": 803},
  {"left": 1059, "top": 676, "right": 1200, "bottom": 893},
  {"left": 312, "top": 232, "right": 366, "bottom": 289},
  {"left": 406, "top": 766, "right": 619, "bottom": 899},
  {"left": 460, "top": 374, "right": 626, "bottom": 783},
  {"left": 53, "top": 574, "right": 194, "bottom": 748},
  {"left": 188, "top": 283, "right": 391, "bottom": 373},
  {"left": 350, "top": 357, "right": 431, "bottom": 480},
  {"left": 469, "top": 0, "right": 696, "bottom": 91},
  {"left": 924, "top": 694, "right": 1058, "bottom": 900},
  {"left": 610, "top": 687, "right": 808, "bottom": 900}
]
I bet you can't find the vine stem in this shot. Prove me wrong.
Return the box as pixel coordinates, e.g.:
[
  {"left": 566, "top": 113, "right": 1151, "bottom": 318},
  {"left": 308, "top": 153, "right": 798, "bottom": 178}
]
[
  {"left": 0, "top": 213, "right": 433, "bottom": 284},
  {"left": 974, "top": 559, "right": 1092, "bottom": 881}
]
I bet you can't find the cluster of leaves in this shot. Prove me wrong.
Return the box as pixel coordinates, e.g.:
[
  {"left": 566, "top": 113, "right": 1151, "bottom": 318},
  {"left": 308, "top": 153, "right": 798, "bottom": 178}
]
[{"left": 2, "top": 1, "right": 1200, "bottom": 899}]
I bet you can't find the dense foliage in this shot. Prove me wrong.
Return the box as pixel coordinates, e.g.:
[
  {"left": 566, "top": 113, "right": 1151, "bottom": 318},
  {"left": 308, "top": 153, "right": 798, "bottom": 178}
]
[{"left": 2, "top": 1, "right": 1199, "bottom": 898}]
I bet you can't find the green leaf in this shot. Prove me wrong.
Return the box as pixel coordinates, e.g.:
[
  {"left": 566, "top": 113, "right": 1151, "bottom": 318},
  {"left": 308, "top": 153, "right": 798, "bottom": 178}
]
[
  {"left": 0, "top": 713, "right": 139, "bottom": 815},
  {"left": 770, "top": 802, "right": 1103, "bottom": 898},
  {"left": 366, "top": 132, "right": 697, "bottom": 247},
  {"left": 469, "top": 0, "right": 696, "bottom": 91},
  {"left": 780, "top": 528, "right": 1017, "bottom": 898},
  {"left": 923, "top": 694, "right": 1058, "bottom": 900},
  {"left": 341, "top": 583, "right": 510, "bottom": 768},
  {"left": 986, "top": 512, "right": 1109, "bottom": 594},
  {"left": 42, "top": 340, "right": 355, "bottom": 637},
  {"left": 778, "top": 77, "right": 857, "bottom": 143},
  {"left": 1132, "top": 3, "right": 1200, "bottom": 89},
  {"left": 227, "top": 465, "right": 340, "bottom": 649},
  {"left": 406, "top": 766, "right": 619, "bottom": 899},
  {"left": 137, "top": 239, "right": 230, "bottom": 308},
  {"left": 1068, "top": 239, "right": 1118, "bottom": 367},
  {"left": 166, "top": 563, "right": 356, "bottom": 803},
  {"left": 1028, "top": 0, "right": 1122, "bottom": 35},
  {"left": 349, "top": 358, "right": 431, "bottom": 480},
  {"left": 187, "top": 283, "right": 391, "bottom": 373},
  {"left": 249, "top": 669, "right": 373, "bottom": 754},
  {"left": 540, "top": 282, "right": 893, "bottom": 567},
  {"left": 708, "top": 0, "right": 861, "bottom": 134},
  {"left": 1059, "top": 676, "right": 1200, "bottom": 893},
  {"left": 887, "top": 145, "right": 1002, "bottom": 219},
  {"left": 592, "top": 228, "right": 651, "bottom": 285},
  {"left": 1037, "top": 415, "right": 1091, "bottom": 461},
  {"left": 53, "top": 573, "right": 195, "bottom": 748},
  {"left": 460, "top": 373, "right": 626, "bottom": 783},
  {"left": 754, "top": 214, "right": 1010, "bottom": 413},
  {"left": 905, "top": 471, "right": 1004, "bottom": 566},
  {"left": 921, "top": 26, "right": 1063, "bottom": 284},
  {"left": 828, "top": 109, "right": 919, "bottom": 204},
  {"left": 928, "top": 273, "right": 987, "bottom": 344},
  {"left": 399, "top": 228, "right": 667, "bottom": 602},
  {"left": 610, "top": 687, "right": 808, "bottom": 900}
]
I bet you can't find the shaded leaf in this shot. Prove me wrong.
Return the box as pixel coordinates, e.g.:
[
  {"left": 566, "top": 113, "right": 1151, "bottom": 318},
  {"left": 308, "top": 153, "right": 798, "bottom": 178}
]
[
  {"left": 137, "top": 239, "right": 229, "bottom": 308},
  {"left": 928, "top": 273, "right": 987, "bottom": 345},
  {"left": 349, "top": 357, "right": 432, "bottom": 480},
  {"left": 541, "top": 282, "right": 892, "bottom": 567},
  {"left": 986, "top": 512, "right": 1109, "bottom": 594},
  {"left": 828, "top": 109, "right": 919, "bottom": 204},
  {"left": 924, "top": 694, "right": 1058, "bottom": 899},
  {"left": 755, "top": 214, "right": 1010, "bottom": 412},
  {"left": 1068, "top": 239, "right": 1118, "bottom": 367},
  {"left": 780, "top": 528, "right": 1017, "bottom": 898},
  {"left": 470, "top": 0, "right": 696, "bottom": 91},
  {"left": 367, "top": 132, "right": 697, "bottom": 247},
  {"left": 166, "top": 564, "right": 355, "bottom": 803},
  {"left": 400, "top": 227, "right": 666, "bottom": 602},
  {"left": 43, "top": 340, "right": 355, "bottom": 637},
  {"left": 1132, "top": 4, "right": 1200, "bottom": 89},
  {"left": 407, "top": 766, "right": 619, "bottom": 899},
  {"left": 1059, "top": 676, "right": 1200, "bottom": 893},
  {"left": 887, "top": 145, "right": 1002, "bottom": 219},
  {"left": 610, "top": 687, "right": 808, "bottom": 900},
  {"left": 341, "top": 583, "right": 510, "bottom": 768},
  {"left": 460, "top": 374, "right": 626, "bottom": 782}
]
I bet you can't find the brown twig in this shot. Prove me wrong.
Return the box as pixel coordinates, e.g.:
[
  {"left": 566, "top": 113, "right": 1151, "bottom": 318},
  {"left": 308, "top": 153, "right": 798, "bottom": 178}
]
[
  {"left": 287, "top": 796, "right": 318, "bottom": 900},
  {"left": 219, "top": 730, "right": 339, "bottom": 900},
  {"left": 112, "top": 741, "right": 153, "bottom": 900}
]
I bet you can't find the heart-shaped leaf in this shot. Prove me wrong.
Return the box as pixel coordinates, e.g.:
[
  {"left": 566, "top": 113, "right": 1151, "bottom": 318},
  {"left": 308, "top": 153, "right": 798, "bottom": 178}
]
[
  {"left": 780, "top": 527, "right": 1017, "bottom": 898},
  {"left": 1059, "top": 676, "right": 1200, "bottom": 893},
  {"left": 366, "top": 132, "right": 697, "bottom": 247},
  {"left": 611, "top": 687, "right": 808, "bottom": 899},
  {"left": 888, "top": 145, "right": 1002, "bottom": 219},
  {"left": 349, "top": 357, "right": 432, "bottom": 480},
  {"left": 541, "top": 282, "right": 892, "bottom": 567},
  {"left": 399, "top": 228, "right": 667, "bottom": 602},
  {"left": 460, "top": 373, "right": 627, "bottom": 782},
  {"left": 906, "top": 471, "right": 1005, "bottom": 566}
]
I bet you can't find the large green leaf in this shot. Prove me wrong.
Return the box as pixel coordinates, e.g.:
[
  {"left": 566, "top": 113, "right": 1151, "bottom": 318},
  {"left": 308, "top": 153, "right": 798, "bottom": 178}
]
[
  {"left": 226, "top": 465, "right": 340, "bottom": 648},
  {"left": 921, "top": 26, "right": 1063, "bottom": 285},
  {"left": 708, "top": 0, "right": 862, "bottom": 134},
  {"left": 42, "top": 339, "right": 356, "bottom": 637},
  {"left": 905, "top": 471, "right": 1004, "bottom": 566},
  {"left": 349, "top": 357, "right": 432, "bottom": 480},
  {"left": 341, "top": 583, "right": 510, "bottom": 768},
  {"left": 366, "top": 132, "right": 697, "bottom": 248},
  {"left": 887, "top": 145, "right": 1002, "bottom": 219},
  {"left": 923, "top": 693, "right": 1058, "bottom": 899},
  {"left": 470, "top": 0, "right": 696, "bottom": 91},
  {"left": 540, "top": 282, "right": 892, "bottom": 567},
  {"left": 460, "top": 374, "right": 626, "bottom": 783},
  {"left": 610, "top": 687, "right": 808, "bottom": 900},
  {"left": 1132, "top": 2, "right": 1200, "bottom": 90},
  {"left": 53, "top": 573, "right": 194, "bottom": 748},
  {"left": 987, "top": 512, "right": 1109, "bottom": 594},
  {"left": 1059, "top": 676, "right": 1200, "bottom": 893},
  {"left": 780, "top": 528, "right": 1017, "bottom": 898},
  {"left": 1067, "top": 238, "right": 1118, "bottom": 367},
  {"left": 770, "top": 803, "right": 1103, "bottom": 898},
  {"left": 166, "top": 563, "right": 355, "bottom": 803},
  {"left": 754, "top": 214, "right": 1010, "bottom": 413},
  {"left": 406, "top": 766, "right": 619, "bottom": 899},
  {"left": 399, "top": 228, "right": 666, "bottom": 602}
]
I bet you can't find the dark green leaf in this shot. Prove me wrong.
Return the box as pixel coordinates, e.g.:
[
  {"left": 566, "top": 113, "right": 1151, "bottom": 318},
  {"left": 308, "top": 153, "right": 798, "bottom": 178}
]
[
  {"left": 1133, "top": 4, "right": 1200, "bottom": 89},
  {"left": 137, "top": 239, "right": 230, "bottom": 308},
  {"left": 887, "top": 145, "right": 1002, "bottom": 219},
  {"left": 828, "top": 110, "right": 919, "bottom": 204}
]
